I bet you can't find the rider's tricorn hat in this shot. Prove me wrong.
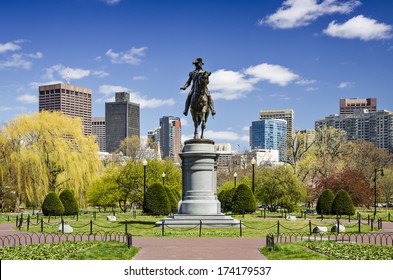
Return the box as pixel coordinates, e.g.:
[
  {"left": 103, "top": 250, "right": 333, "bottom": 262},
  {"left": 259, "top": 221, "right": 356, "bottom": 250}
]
[{"left": 192, "top": 58, "right": 204, "bottom": 65}]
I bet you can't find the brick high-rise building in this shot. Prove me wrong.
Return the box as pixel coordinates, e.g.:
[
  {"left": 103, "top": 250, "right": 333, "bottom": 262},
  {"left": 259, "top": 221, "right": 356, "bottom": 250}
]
[
  {"left": 159, "top": 116, "right": 181, "bottom": 163},
  {"left": 340, "top": 98, "right": 376, "bottom": 115},
  {"left": 92, "top": 117, "right": 106, "bottom": 152},
  {"left": 38, "top": 83, "right": 92, "bottom": 135}
]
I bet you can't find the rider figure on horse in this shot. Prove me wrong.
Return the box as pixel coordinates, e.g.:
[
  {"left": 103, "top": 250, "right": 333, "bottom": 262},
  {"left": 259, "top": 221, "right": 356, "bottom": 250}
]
[{"left": 181, "top": 58, "right": 216, "bottom": 117}]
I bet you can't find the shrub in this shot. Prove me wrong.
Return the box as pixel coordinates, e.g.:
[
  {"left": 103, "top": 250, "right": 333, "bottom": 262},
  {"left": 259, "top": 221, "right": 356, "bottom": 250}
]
[
  {"left": 144, "top": 183, "right": 171, "bottom": 215},
  {"left": 59, "top": 189, "right": 79, "bottom": 215},
  {"left": 331, "top": 190, "right": 355, "bottom": 215},
  {"left": 232, "top": 184, "right": 256, "bottom": 214},
  {"left": 316, "top": 189, "right": 335, "bottom": 215},
  {"left": 42, "top": 192, "right": 65, "bottom": 216},
  {"left": 218, "top": 187, "right": 236, "bottom": 213},
  {"left": 164, "top": 186, "right": 178, "bottom": 212}
]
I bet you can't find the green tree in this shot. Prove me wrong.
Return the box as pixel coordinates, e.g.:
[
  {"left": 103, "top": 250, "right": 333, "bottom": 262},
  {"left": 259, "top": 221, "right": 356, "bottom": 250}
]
[
  {"left": 116, "top": 161, "right": 144, "bottom": 212},
  {"left": 0, "top": 111, "right": 101, "bottom": 207},
  {"left": 316, "top": 189, "right": 334, "bottom": 215},
  {"left": 255, "top": 165, "right": 306, "bottom": 212},
  {"left": 144, "top": 183, "right": 171, "bottom": 215},
  {"left": 42, "top": 192, "right": 65, "bottom": 216},
  {"left": 331, "top": 190, "right": 355, "bottom": 215},
  {"left": 378, "top": 168, "right": 393, "bottom": 211},
  {"left": 232, "top": 184, "right": 256, "bottom": 214},
  {"left": 87, "top": 167, "right": 119, "bottom": 211},
  {"left": 59, "top": 189, "right": 79, "bottom": 215}
]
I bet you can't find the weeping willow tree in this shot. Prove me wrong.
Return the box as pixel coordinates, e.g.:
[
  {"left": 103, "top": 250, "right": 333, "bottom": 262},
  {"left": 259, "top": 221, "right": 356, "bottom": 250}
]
[{"left": 0, "top": 111, "right": 101, "bottom": 208}]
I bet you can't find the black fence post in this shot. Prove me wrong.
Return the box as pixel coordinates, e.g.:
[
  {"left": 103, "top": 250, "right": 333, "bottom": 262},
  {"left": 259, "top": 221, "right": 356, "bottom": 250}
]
[
  {"left": 48, "top": 215, "right": 50, "bottom": 223},
  {"left": 348, "top": 214, "right": 351, "bottom": 223},
  {"left": 61, "top": 219, "right": 65, "bottom": 233},
  {"left": 277, "top": 221, "right": 280, "bottom": 236},
  {"left": 358, "top": 218, "right": 361, "bottom": 233},
  {"left": 16, "top": 215, "right": 19, "bottom": 227},
  {"left": 93, "top": 211, "right": 97, "bottom": 220},
  {"left": 337, "top": 219, "right": 340, "bottom": 234},
  {"left": 125, "top": 220, "right": 128, "bottom": 235},
  {"left": 368, "top": 214, "right": 370, "bottom": 225},
  {"left": 371, "top": 218, "right": 374, "bottom": 231},
  {"left": 76, "top": 212, "right": 79, "bottom": 221},
  {"left": 309, "top": 220, "right": 312, "bottom": 235},
  {"left": 240, "top": 221, "right": 243, "bottom": 237},
  {"left": 199, "top": 220, "right": 202, "bottom": 237},
  {"left": 90, "top": 219, "right": 93, "bottom": 235},
  {"left": 27, "top": 215, "right": 30, "bottom": 231},
  {"left": 40, "top": 218, "right": 44, "bottom": 232},
  {"left": 126, "top": 234, "right": 132, "bottom": 249},
  {"left": 161, "top": 220, "right": 165, "bottom": 236},
  {"left": 36, "top": 213, "right": 39, "bottom": 223},
  {"left": 264, "top": 208, "right": 266, "bottom": 219}
]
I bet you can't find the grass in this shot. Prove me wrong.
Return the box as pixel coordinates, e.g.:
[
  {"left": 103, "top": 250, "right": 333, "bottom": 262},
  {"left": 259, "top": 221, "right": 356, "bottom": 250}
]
[
  {"left": 261, "top": 241, "right": 393, "bottom": 260},
  {"left": 0, "top": 241, "right": 139, "bottom": 260},
  {"left": 260, "top": 242, "right": 331, "bottom": 260}
]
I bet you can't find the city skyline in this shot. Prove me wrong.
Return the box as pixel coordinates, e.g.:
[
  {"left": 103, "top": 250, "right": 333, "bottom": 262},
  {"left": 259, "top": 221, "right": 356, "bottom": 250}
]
[{"left": 1, "top": 0, "right": 393, "bottom": 151}]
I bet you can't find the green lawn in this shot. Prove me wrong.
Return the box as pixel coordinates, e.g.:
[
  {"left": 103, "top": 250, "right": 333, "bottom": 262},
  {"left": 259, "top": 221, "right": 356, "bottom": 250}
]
[
  {"left": 261, "top": 241, "right": 393, "bottom": 260},
  {"left": 0, "top": 241, "right": 139, "bottom": 260}
]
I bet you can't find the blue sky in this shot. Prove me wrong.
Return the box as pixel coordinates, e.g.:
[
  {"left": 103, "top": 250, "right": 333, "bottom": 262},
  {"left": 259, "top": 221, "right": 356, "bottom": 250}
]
[{"left": 1, "top": 0, "right": 393, "bottom": 151}]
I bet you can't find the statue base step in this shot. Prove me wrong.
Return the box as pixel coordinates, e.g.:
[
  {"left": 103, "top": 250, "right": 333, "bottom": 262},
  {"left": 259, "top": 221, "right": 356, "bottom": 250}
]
[{"left": 155, "top": 214, "right": 240, "bottom": 227}]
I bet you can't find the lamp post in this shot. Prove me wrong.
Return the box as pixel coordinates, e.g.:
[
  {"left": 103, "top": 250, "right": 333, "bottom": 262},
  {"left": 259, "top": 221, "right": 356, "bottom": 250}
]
[
  {"left": 234, "top": 172, "right": 238, "bottom": 188},
  {"left": 162, "top": 172, "right": 166, "bottom": 187},
  {"left": 251, "top": 157, "right": 256, "bottom": 194},
  {"left": 373, "top": 168, "right": 384, "bottom": 218},
  {"left": 142, "top": 159, "right": 147, "bottom": 211}
]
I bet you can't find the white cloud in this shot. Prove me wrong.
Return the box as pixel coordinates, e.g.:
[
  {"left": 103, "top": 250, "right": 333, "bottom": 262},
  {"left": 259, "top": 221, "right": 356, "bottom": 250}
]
[
  {"left": 324, "top": 15, "right": 392, "bottom": 41},
  {"left": 245, "top": 63, "right": 299, "bottom": 86},
  {"left": 180, "top": 117, "right": 188, "bottom": 127},
  {"left": 26, "top": 52, "right": 43, "bottom": 59},
  {"left": 101, "top": 0, "right": 121, "bottom": 5},
  {"left": 92, "top": 70, "right": 109, "bottom": 78},
  {"left": 17, "top": 94, "right": 38, "bottom": 104},
  {"left": 45, "top": 65, "right": 108, "bottom": 80},
  {"left": 338, "top": 81, "right": 354, "bottom": 89},
  {"left": 105, "top": 47, "right": 147, "bottom": 65},
  {"left": 0, "top": 42, "right": 21, "bottom": 53},
  {"left": 209, "top": 63, "right": 302, "bottom": 100},
  {"left": 259, "top": 0, "right": 361, "bottom": 29},
  {"left": 97, "top": 84, "right": 175, "bottom": 109},
  {"left": 0, "top": 54, "right": 32, "bottom": 69},
  {"left": 133, "top": 75, "right": 148, "bottom": 80}
]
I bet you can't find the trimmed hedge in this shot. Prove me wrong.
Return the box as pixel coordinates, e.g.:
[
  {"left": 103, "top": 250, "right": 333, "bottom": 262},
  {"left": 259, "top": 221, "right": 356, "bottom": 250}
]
[
  {"left": 316, "top": 189, "right": 335, "bottom": 215},
  {"left": 232, "top": 184, "right": 256, "bottom": 214},
  {"left": 218, "top": 187, "right": 236, "bottom": 213},
  {"left": 144, "top": 183, "right": 171, "bottom": 215},
  {"left": 331, "top": 189, "right": 355, "bottom": 215},
  {"left": 164, "top": 186, "right": 178, "bottom": 212},
  {"left": 59, "top": 189, "right": 79, "bottom": 215},
  {"left": 42, "top": 192, "right": 65, "bottom": 216}
]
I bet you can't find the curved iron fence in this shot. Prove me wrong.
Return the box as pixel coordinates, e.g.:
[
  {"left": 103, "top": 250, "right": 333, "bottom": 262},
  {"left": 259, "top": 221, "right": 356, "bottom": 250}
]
[
  {"left": 270, "top": 232, "right": 393, "bottom": 246},
  {"left": 0, "top": 231, "right": 129, "bottom": 248}
]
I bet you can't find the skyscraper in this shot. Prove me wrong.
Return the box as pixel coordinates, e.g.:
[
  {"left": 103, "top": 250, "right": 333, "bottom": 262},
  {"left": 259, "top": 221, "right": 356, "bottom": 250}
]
[
  {"left": 160, "top": 116, "right": 181, "bottom": 163},
  {"left": 250, "top": 119, "right": 287, "bottom": 162},
  {"left": 92, "top": 117, "right": 106, "bottom": 152},
  {"left": 315, "top": 109, "right": 393, "bottom": 153},
  {"left": 38, "top": 83, "right": 92, "bottom": 135},
  {"left": 105, "top": 92, "right": 140, "bottom": 153},
  {"left": 259, "top": 109, "right": 294, "bottom": 143},
  {"left": 339, "top": 98, "right": 376, "bottom": 115}
]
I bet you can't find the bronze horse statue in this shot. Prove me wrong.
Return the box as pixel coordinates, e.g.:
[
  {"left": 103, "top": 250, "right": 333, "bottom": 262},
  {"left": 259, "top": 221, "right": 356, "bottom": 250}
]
[{"left": 190, "top": 71, "right": 211, "bottom": 139}]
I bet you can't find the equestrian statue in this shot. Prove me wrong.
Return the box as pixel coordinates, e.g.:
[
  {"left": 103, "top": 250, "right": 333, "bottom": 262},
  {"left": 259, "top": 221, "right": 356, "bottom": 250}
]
[{"left": 181, "top": 58, "right": 216, "bottom": 139}]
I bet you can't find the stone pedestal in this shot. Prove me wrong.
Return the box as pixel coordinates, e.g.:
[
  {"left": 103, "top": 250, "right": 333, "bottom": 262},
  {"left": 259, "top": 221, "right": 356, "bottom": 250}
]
[{"left": 156, "top": 139, "right": 239, "bottom": 226}]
